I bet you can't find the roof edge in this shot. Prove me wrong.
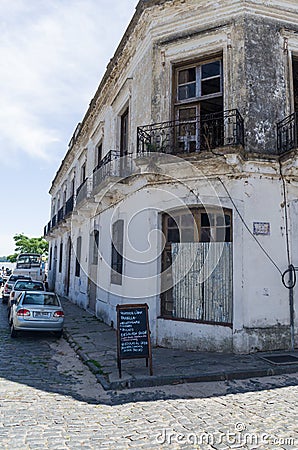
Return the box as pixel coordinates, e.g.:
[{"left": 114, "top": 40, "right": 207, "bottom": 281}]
[{"left": 50, "top": 0, "right": 173, "bottom": 193}]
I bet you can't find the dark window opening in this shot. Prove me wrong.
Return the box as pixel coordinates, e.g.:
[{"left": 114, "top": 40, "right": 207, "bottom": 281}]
[
  {"left": 49, "top": 247, "right": 52, "bottom": 271},
  {"left": 293, "top": 57, "right": 298, "bottom": 112},
  {"left": 120, "top": 109, "right": 129, "bottom": 157},
  {"left": 175, "top": 57, "right": 223, "bottom": 153},
  {"left": 96, "top": 143, "right": 102, "bottom": 169},
  {"left": 111, "top": 220, "right": 124, "bottom": 285},
  {"left": 81, "top": 163, "right": 86, "bottom": 184},
  {"left": 75, "top": 236, "right": 82, "bottom": 277},
  {"left": 92, "top": 230, "right": 99, "bottom": 265},
  {"left": 59, "top": 242, "right": 63, "bottom": 273}
]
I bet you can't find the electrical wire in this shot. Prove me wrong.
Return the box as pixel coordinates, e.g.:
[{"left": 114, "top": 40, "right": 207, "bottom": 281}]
[
  {"left": 198, "top": 136, "right": 285, "bottom": 277},
  {"left": 282, "top": 264, "right": 296, "bottom": 289},
  {"left": 217, "top": 176, "right": 283, "bottom": 276}
]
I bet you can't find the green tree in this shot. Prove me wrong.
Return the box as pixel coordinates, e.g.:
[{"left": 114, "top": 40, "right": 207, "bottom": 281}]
[{"left": 7, "top": 234, "right": 48, "bottom": 262}]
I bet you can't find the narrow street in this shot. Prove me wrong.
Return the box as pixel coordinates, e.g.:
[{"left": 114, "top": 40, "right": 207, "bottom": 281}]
[{"left": 0, "top": 301, "right": 297, "bottom": 449}]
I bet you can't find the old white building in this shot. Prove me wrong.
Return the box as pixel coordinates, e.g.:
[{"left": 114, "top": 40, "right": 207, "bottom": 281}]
[{"left": 45, "top": 0, "right": 298, "bottom": 353}]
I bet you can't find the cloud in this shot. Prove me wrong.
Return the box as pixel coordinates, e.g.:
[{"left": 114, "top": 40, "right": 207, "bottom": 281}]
[{"left": 0, "top": 0, "right": 138, "bottom": 164}]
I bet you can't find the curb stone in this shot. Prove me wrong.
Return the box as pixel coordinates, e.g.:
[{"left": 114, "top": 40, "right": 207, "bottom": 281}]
[{"left": 63, "top": 327, "right": 298, "bottom": 390}]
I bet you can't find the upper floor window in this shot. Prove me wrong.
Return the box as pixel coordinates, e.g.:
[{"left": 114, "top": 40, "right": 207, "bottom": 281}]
[
  {"left": 71, "top": 178, "right": 75, "bottom": 196},
  {"left": 120, "top": 108, "right": 129, "bottom": 156},
  {"left": 174, "top": 56, "right": 223, "bottom": 152},
  {"left": 81, "top": 162, "right": 86, "bottom": 184},
  {"left": 292, "top": 56, "right": 298, "bottom": 112},
  {"left": 177, "top": 60, "right": 222, "bottom": 102},
  {"left": 95, "top": 143, "right": 102, "bottom": 169}
]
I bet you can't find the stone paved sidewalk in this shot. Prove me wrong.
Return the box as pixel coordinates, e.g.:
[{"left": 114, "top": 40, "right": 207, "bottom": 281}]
[{"left": 61, "top": 297, "right": 298, "bottom": 390}]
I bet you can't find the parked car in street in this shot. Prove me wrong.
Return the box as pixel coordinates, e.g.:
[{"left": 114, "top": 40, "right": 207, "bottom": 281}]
[
  {"left": 2, "top": 275, "right": 32, "bottom": 304},
  {"left": 7, "top": 279, "right": 45, "bottom": 319},
  {"left": 10, "top": 291, "right": 64, "bottom": 338},
  {"left": 0, "top": 276, "right": 4, "bottom": 287}
]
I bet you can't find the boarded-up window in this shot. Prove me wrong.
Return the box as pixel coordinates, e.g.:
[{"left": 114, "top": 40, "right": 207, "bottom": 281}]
[{"left": 161, "top": 207, "right": 232, "bottom": 325}]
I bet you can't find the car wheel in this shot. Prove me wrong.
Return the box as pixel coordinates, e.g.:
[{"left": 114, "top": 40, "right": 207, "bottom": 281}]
[
  {"left": 10, "top": 324, "right": 18, "bottom": 338},
  {"left": 55, "top": 330, "right": 63, "bottom": 338}
]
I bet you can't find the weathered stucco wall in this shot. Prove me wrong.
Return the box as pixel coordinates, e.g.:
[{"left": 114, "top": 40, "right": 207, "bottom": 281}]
[
  {"left": 46, "top": 0, "right": 298, "bottom": 354},
  {"left": 243, "top": 17, "right": 287, "bottom": 154}
]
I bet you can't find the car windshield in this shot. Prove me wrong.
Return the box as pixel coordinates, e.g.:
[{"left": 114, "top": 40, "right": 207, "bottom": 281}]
[
  {"left": 23, "top": 293, "right": 60, "bottom": 306},
  {"left": 14, "top": 281, "right": 43, "bottom": 291},
  {"left": 9, "top": 276, "right": 19, "bottom": 282},
  {"left": 9, "top": 276, "right": 31, "bottom": 283},
  {"left": 16, "top": 254, "right": 41, "bottom": 268}
]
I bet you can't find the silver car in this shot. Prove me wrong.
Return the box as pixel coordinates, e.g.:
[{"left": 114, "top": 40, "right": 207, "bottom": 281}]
[
  {"left": 2, "top": 275, "right": 31, "bottom": 304},
  {"left": 8, "top": 279, "right": 45, "bottom": 318},
  {"left": 10, "top": 291, "right": 64, "bottom": 338}
]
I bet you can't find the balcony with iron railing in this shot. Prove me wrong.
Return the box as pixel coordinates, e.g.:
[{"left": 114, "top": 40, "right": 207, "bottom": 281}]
[
  {"left": 44, "top": 221, "right": 51, "bottom": 236},
  {"left": 76, "top": 179, "right": 87, "bottom": 205},
  {"left": 277, "top": 112, "right": 298, "bottom": 155},
  {"left": 57, "top": 206, "right": 64, "bottom": 223},
  {"left": 51, "top": 214, "right": 57, "bottom": 229},
  {"left": 137, "top": 109, "right": 244, "bottom": 156},
  {"left": 44, "top": 202, "right": 70, "bottom": 236},
  {"left": 65, "top": 195, "right": 74, "bottom": 216},
  {"left": 92, "top": 149, "right": 134, "bottom": 194}
]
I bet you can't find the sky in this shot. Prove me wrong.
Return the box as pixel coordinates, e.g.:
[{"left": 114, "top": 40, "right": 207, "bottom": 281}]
[{"left": 0, "top": 0, "right": 139, "bottom": 256}]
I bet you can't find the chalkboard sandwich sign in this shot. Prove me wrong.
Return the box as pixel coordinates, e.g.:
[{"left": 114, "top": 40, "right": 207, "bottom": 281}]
[{"left": 116, "top": 303, "right": 153, "bottom": 378}]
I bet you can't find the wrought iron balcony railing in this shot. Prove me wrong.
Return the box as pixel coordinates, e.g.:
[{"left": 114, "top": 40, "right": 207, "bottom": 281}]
[
  {"left": 44, "top": 221, "right": 51, "bottom": 236},
  {"left": 51, "top": 214, "right": 57, "bottom": 229},
  {"left": 57, "top": 206, "right": 64, "bottom": 223},
  {"left": 76, "top": 177, "right": 93, "bottom": 206},
  {"left": 277, "top": 112, "right": 298, "bottom": 154},
  {"left": 65, "top": 195, "right": 74, "bottom": 216},
  {"left": 92, "top": 150, "right": 133, "bottom": 192},
  {"left": 137, "top": 109, "right": 244, "bottom": 155}
]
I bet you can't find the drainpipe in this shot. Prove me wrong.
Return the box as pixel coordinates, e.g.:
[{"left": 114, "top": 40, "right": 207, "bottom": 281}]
[{"left": 283, "top": 264, "right": 296, "bottom": 352}]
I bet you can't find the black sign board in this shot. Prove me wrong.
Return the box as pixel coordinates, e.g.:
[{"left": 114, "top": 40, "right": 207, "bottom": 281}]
[{"left": 116, "top": 303, "right": 153, "bottom": 378}]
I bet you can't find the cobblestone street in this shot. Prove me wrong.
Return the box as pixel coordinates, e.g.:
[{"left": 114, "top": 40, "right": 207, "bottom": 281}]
[{"left": 0, "top": 302, "right": 297, "bottom": 449}]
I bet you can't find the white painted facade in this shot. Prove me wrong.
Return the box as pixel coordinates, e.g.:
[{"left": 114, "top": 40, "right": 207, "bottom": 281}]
[{"left": 46, "top": 0, "right": 298, "bottom": 353}]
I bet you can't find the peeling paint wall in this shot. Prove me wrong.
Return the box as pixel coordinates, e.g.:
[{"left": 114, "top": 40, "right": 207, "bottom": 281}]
[
  {"left": 244, "top": 17, "right": 287, "bottom": 153},
  {"left": 46, "top": 0, "right": 298, "bottom": 353}
]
